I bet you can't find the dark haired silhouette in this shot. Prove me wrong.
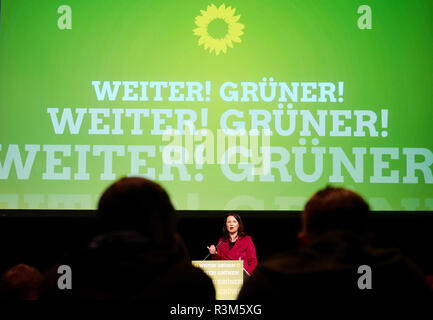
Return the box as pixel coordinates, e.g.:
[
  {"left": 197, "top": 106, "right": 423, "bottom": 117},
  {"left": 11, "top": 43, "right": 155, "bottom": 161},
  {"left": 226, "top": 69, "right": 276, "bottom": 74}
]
[
  {"left": 42, "top": 177, "right": 215, "bottom": 300},
  {"left": 238, "top": 187, "right": 432, "bottom": 309},
  {"left": 0, "top": 264, "right": 43, "bottom": 300}
]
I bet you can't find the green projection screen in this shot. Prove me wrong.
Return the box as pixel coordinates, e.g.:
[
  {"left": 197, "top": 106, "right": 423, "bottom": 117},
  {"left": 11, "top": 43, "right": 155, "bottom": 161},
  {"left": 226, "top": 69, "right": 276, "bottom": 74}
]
[{"left": 1, "top": 0, "right": 432, "bottom": 211}]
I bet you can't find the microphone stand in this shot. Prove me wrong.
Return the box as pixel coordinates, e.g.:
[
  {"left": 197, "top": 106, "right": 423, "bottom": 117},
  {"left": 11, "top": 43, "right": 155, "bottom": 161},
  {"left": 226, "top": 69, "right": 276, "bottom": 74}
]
[{"left": 202, "top": 240, "right": 222, "bottom": 262}]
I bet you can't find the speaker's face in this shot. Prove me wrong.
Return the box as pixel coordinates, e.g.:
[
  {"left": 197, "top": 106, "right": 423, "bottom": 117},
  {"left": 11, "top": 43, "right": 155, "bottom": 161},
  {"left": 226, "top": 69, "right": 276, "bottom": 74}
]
[{"left": 226, "top": 215, "right": 239, "bottom": 234}]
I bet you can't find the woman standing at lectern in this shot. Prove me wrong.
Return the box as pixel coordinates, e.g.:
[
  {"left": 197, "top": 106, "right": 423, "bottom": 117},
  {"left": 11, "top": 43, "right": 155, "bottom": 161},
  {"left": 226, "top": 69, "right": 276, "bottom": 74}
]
[{"left": 207, "top": 213, "right": 258, "bottom": 275}]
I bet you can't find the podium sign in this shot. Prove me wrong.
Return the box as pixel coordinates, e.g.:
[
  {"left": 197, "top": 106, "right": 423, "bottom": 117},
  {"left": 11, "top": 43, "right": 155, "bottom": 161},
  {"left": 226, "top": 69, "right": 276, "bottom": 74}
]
[{"left": 192, "top": 260, "right": 243, "bottom": 300}]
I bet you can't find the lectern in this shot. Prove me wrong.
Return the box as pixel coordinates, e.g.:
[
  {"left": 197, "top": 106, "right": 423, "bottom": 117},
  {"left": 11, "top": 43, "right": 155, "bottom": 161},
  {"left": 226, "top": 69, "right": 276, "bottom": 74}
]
[{"left": 192, "top": 260, "right": 244, "bottom": 300}]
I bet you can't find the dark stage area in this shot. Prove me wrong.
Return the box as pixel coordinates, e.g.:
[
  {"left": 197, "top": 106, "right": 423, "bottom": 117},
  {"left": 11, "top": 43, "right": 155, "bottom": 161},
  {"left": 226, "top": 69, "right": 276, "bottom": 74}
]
[{"left": 0, "top": 211, "right": 432, "bottom": 277}]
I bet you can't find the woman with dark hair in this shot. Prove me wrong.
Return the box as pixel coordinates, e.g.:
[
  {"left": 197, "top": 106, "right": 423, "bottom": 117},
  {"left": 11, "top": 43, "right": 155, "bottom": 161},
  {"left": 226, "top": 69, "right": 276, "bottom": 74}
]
[{"left": 207, "top": 214, "right": 257, "bottom": 275}]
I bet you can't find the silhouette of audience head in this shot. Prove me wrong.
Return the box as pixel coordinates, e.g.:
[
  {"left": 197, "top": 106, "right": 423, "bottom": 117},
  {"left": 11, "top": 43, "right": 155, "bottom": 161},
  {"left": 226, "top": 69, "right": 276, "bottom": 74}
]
[
  {"left": 0, "top": 264, "right": 43, "bottom": 300},
  {"left": 298, "top": 186, "right": 370, "bottom": 245},
  {"left": 238, "top": 186, "right": 433, "bottom": 306},
  {"left": 41, "top": 177, "right": 215, "bottom": 300},
  {"left": 97, "top": 177, "right": 176, "bottom": 246}
]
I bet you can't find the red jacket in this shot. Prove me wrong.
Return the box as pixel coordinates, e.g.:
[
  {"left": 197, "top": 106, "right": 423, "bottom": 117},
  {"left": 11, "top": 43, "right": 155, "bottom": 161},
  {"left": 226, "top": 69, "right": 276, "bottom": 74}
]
[{"left": 212, "top": 235, "right": 258, "bottom": 274}]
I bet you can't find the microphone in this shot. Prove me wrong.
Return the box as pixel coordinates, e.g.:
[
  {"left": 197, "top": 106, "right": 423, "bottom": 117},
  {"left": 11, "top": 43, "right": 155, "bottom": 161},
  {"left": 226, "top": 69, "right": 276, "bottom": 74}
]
[{"left": 202, "top": 240, "right": 223, "bottom": 262}]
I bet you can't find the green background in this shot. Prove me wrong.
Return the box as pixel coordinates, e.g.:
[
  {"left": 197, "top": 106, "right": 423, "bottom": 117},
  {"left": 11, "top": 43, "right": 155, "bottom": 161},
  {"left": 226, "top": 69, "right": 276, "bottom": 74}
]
[{"left": 1, "top": 0, "right": 432, "bottom": 210}]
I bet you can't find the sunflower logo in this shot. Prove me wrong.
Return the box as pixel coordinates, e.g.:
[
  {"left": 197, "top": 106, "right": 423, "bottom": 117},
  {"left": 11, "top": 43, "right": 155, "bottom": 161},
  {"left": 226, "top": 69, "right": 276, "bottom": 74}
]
[{"left": 193, "top": 4, "right": 245, "bottom": 55}]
